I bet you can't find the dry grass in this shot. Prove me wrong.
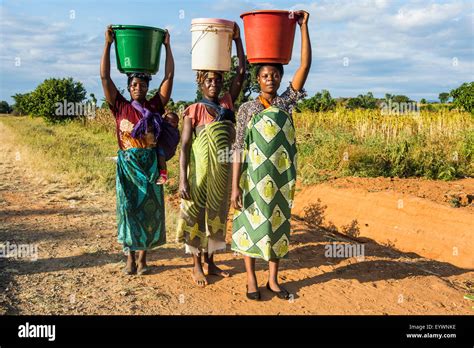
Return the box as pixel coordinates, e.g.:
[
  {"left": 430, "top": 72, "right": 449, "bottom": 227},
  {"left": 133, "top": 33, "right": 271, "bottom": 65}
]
[{"left": 294, "top": 108, "right": 474, "bottom": 183}]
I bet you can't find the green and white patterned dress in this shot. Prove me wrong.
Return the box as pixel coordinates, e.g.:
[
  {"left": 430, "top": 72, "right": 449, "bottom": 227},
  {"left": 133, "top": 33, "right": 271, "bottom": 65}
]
[
  {"left": 231, "top": 84, "right": 306, "bottom": 261},
  {"left": 177, "top": 94, "right": 235, "bottom": 255}
]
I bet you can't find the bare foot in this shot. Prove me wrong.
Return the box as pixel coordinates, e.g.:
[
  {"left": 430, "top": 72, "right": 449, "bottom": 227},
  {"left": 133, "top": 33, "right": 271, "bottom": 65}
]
[
  {"left": 192, "top": 267, "right": 208, "bottom": 287},
  {"left": 137, "top": 262, "right": 149, "bottom": 275},
  {"left": 203, "top": 262, "right": 230, "bottom": 278},
  {"left": 123, "top": 260, "right": 137, "bottom": 275}
]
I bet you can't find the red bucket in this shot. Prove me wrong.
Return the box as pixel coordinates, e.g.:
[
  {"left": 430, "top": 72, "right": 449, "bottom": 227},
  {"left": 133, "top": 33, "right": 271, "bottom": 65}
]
[{"left": 240, "top": 10, "right": 298, "bottom": 65}]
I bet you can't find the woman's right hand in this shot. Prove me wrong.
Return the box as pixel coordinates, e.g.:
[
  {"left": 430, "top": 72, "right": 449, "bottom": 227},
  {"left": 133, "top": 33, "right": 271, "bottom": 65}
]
[
  {"left": 179, "top": 178, "right": 191, "bottom": 200},
  {"left": 163, "top": 30, "right": 170, "bottom": 46},
  {"left": 231, "top": 187, "right": 243, "bottom": 210},
  {"left": 105, "top": 25, "right": 114, "bottom": 44}
]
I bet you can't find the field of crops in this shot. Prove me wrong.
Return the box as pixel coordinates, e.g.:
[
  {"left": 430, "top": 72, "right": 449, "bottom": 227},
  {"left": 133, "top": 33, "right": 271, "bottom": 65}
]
[
  {"left": 294, "top": 108, "right": 474, "bottom": 183},
  {"left": 1, "top": 107, "right": 472, "bottom": 193}
]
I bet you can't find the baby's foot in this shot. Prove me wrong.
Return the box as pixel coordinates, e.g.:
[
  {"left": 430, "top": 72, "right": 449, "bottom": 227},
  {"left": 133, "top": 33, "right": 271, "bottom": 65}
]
[{"left": 156, "top": 170, "right": 168, "bottom": 185}]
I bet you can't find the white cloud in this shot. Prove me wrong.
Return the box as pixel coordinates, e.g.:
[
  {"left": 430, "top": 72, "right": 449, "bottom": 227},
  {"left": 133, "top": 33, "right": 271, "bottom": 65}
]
[
  {"left": 0, "top": 0, "right": 472, "bottom": 103},
  {"left": 393, "top": 2, "right": 467, "bottom": 29}
]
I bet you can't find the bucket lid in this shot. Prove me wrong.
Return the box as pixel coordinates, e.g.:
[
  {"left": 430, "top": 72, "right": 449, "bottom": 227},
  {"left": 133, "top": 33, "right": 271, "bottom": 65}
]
[
  {"left": 111, "top": 24, "right": 166, "bottom": 33},
  {"left": 240, "top": 10, "right": 296, "bottom": 18},
  {"left": 191, "top": 18, "right": 234, "bottom": 27}
]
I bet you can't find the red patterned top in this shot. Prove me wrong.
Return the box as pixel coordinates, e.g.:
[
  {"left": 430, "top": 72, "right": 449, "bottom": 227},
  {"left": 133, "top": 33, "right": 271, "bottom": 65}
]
[
  {"left": 182, "top": 93, "right": 233, "bottom": 129},
  {"left": 109, "top": 93, "right": 165, "bottom": 150}
]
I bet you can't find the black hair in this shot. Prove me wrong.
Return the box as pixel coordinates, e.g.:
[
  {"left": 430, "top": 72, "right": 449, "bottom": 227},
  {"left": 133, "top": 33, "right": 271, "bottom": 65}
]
[
  {"left": 255, "top": 63, "right": 284, "bottom": 78},
  {"left": 127, "top": 73, "right": 152, "bottom": 90}
]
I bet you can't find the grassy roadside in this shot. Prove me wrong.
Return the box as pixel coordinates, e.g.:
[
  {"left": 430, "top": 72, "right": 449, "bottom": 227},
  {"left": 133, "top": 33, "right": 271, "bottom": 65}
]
[
  {"left": 0, "top": 114, "right": 181, "bottom": 237},
  {"left": 0, "top": 115, "right": 180, "bottom": 194},
  {"left": 1, "top": 115, "right": 118, "bottom": 191},
  {"left": 2, "top": 108, "right": 473, "bottom": 194}
]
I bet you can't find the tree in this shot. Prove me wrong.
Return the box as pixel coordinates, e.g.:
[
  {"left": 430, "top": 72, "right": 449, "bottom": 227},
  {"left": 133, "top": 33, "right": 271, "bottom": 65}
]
[
  {"left": 346, "top": 97, "right": 363, "bottom": 110},
  {"left": 0, "top": 101, "right": 12, "bottom": 114},
  {"left": 450, "top": 82, "right": 474, "bottom": 114},
  {"left": 12, "top": 93, "right": 33, "bottom": 115},
  {"left": 147, "top": 88, "right": 160, "bottom": 100},
  {"left": 392, "top": 95, "right": 411, "bottom": 103},
  {"left": 420, "top": 98, "right": 427, "bottom": 104},
  {"left": 347, "top": 92, "right": 377, "bottom": 110},
  {"left": 298, "top": 90, "right": 336, "bottom": 112},
  {"left": 27, "top": 77, "right": 87, "bottom": 122},
  {"left": 439, "top": 92, "right": 450, "bottom": 104}
]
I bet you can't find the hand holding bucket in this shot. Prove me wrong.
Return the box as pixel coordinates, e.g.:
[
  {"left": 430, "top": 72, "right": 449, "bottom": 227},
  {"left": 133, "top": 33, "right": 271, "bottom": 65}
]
[
  {"left": 105, "top": 25, "right": 115, "bottom": 44},
  {"left": 293, "top": 10, "right": 309, "bottom": 26}
]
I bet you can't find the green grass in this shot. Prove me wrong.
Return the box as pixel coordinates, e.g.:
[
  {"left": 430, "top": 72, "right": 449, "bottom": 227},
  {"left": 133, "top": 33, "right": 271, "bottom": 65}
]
[
  {"left": 2, "top": 107, "right": 473, "bottom": 196},
  {"left": 1, "top": 115, "right": 117, "bottom": 191},
  {"left": 0, "top": 115, "right": 179, "bottom": 194}
]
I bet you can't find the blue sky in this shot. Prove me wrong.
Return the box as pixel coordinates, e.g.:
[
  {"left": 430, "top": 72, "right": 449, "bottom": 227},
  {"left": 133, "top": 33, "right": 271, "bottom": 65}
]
[{"left": 0, "top": 0, "right": 473, "bottom": 104}]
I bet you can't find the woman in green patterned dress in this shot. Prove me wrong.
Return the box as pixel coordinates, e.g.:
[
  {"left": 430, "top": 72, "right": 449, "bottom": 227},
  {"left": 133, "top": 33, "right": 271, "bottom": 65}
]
[
  {"left": 231, "top": 11, "right": 311, "bottom": 300},
  {"left": 177, "top": 23, "right": 245, "bottom": 287},
  {"left": 100, "top": 25, "right": 175, "bottom": 275}
]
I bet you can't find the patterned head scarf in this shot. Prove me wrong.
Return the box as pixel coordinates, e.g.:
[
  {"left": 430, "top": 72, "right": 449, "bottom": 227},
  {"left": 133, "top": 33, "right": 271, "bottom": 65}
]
[{"left": 196, "top": 71, "right": 224, "bottom": 86}]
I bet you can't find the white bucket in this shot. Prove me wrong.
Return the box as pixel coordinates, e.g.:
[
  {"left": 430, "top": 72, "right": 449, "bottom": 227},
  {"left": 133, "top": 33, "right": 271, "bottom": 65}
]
[{"left": 191, "top": 18, "right": 234, "bottom": 72}]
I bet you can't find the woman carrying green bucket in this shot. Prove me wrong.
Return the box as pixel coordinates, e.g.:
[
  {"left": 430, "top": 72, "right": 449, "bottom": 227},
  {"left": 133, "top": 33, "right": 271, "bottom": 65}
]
[
  {"left": 177, "top": 22, "right": 245, "bottom": 287},
  {"left": 231, "top": 11, "right": 312, "bottom": 300},
  {"left": 100, "top": 25, "right": 175, "bottom": 275}
]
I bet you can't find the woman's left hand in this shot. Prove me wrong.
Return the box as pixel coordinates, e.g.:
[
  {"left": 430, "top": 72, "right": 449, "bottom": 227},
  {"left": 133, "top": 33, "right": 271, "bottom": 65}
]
[
  {"left": 295, "top": 10, "right": 309, "bottom": 26},
  {"left": 233, "top": 22, "right": 241, "bottom": 40}
]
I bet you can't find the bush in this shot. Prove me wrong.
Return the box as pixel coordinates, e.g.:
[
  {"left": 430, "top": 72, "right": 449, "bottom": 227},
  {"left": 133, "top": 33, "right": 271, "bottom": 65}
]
[
  {"left": 450, "top": 82, "right": 474, "bottom": 115},
  {"left": 0, "top": 101, "right": 12, "bottom": 114},
  {"left": 347, "top": 92, "right": 377, "bottom": 110},
  {"left": 28, "top": 77, "right": 87, "bottom": 123},
  {"left": 12, "top": 93, "right": 34, "bottom": 115},
  {"left": 298, "top": 90, "right": 336, "bottom": 112}
]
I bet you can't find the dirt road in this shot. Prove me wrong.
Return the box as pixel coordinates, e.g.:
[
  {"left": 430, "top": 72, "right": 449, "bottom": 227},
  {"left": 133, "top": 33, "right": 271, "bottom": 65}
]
[{"left": 0, "top": 121, "right": 473, "bottom": 315}]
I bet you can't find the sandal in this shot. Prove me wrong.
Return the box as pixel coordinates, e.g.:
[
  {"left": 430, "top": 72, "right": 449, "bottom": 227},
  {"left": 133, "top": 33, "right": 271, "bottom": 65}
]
[{"left": 266, "top": 282, "right": 290, "bottom": 300}]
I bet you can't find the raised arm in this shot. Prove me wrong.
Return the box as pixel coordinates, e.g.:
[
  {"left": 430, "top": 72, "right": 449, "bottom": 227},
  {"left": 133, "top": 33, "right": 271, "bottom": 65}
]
[
  {"left": 157, "top": 31, "right": 175, "bottom": 107},
  {"left": 229, "top": 23, "right": 246, "bottom": 104},
  {"left": 100, "top": 25, "right": 118, "bottom": 106},
  {"left": 291, "top": 11, "right": 311, "bottom": 91}
]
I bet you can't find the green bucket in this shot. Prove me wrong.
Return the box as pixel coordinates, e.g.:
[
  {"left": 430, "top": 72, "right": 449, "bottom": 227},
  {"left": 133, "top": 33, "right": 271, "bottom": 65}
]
[{"left": 111, "top": 25, "right": 166, "bottom": 75}]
